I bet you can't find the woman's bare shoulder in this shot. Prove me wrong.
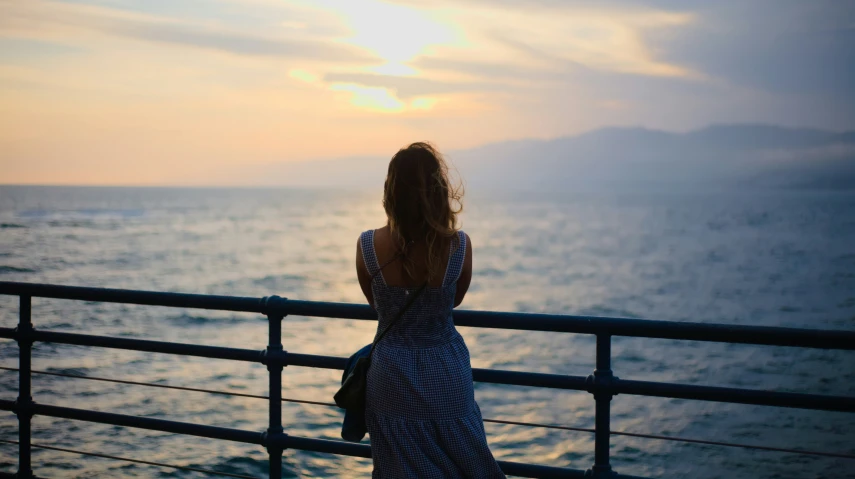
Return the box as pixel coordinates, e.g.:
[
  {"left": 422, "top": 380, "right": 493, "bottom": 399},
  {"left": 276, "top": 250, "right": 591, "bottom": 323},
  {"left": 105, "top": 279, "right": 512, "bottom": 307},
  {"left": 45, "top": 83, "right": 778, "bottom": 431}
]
[{"left": 371, "top": 225, "right": 390, "bottom": 244}]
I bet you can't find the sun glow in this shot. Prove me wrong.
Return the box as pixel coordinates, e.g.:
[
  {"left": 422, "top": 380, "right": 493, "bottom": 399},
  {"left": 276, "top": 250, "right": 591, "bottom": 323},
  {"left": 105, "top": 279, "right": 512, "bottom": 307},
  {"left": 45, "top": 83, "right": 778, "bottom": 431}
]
[
  {"left": 288, "top": 68, "right": 320, "bottom": 83},
  {"left": 330, "top": 83, "right": 436, "bottom": 113},
  {"left": 333, "top": 1, "right": 456, "bottom": 60},
  {"left": 311, "top": 0, "right": 458, "bottom": 76},
  {"left": 331, "top": 84, "right": 405, "bottom": 111}
]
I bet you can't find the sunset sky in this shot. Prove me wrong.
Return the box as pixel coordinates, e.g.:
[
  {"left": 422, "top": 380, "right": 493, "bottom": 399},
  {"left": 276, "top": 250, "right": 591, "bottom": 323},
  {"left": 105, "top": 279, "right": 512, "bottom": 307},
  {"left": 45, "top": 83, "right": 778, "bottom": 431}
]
[{"left": 1, "top": 0, "right": 853, "bottom": 185}]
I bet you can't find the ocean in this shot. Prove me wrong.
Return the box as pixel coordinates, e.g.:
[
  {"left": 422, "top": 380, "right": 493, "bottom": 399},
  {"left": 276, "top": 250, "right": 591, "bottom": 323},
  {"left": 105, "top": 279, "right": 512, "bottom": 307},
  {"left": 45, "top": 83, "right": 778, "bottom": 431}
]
[{"left": 0, "top": 185, "right": 853, "bottom": 478}]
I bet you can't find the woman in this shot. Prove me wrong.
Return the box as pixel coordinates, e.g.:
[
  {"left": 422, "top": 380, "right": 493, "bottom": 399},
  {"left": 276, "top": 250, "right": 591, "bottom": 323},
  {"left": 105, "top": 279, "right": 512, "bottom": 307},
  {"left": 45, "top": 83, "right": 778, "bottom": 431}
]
[{"left": 355, "top": 142, "right": 505, "bottom": 478}]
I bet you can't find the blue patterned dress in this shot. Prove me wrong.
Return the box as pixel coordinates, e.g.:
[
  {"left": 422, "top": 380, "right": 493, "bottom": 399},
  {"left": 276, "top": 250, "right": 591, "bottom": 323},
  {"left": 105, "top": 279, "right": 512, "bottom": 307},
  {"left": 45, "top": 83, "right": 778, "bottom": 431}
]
[{"left": 360, "top": 229, "right": 505, "bottom": 479}]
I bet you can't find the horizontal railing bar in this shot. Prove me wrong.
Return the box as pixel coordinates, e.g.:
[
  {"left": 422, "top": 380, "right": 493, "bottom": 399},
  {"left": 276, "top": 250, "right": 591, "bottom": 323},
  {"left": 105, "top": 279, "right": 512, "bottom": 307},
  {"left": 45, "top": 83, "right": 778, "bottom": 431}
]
[
  {"left": 0, "top": 282, "right": 263, "bottom": 313},
  {"left": 615, "top": 379, "right": 855, "bottom": 413},
  {"left": 276, "top": 299, "right": 373, "bottom": 321},
  {"left": 0, "top": 401, "right": 595, "bottom": 479},
  {"left": 16, "top": 331, "right": 855, "bottom": 409},
  {"left": 33, "top": 330, "right": 263, "bottom": 363},
  {"left": 31, "top": 403, "right": 264, "bottom": 445},
  {"left": 2, "top": 282, "right": 854, "bottom": 349},
  {"left": 483, "top": 419, "right": 855, "bottom": 459},
  {"left": 452, "top": 311, "right": 855, "bottom": 350},
  {"left": 8, "top": 367, "right": 852, "bottom": 459},
  {"left": 0, "top": 439, "right": 257, "bottom": 479},
  {"left": 286, "top": 353, "right": 590, "bottom": 390},
  {"left": 279, "top": 299, "right": 855, "bottom": 350},
  {"left": 288, "top": 352, "right": 346, "bottom": 369},
  {"left": 601, "top": 429, "right": 855, "bottom": 460},
  {"left": 474, "top": 368, "right": 588, "bottom": 390},
  {"left": 21, "top": 332, "right": 591, "bottom": 390},
  {"left": 0, "top": 366, "right": 330, "bottom": 406},
  {"left": 282, "top": 435, "right": 370, "bottom": 458}
]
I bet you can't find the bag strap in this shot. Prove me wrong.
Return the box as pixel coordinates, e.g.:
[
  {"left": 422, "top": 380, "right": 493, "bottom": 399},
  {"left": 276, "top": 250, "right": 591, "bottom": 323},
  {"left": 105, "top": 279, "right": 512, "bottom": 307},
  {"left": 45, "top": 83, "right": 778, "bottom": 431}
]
[{"left": 368, "top": 282, "right": 427, "bottom": 359}]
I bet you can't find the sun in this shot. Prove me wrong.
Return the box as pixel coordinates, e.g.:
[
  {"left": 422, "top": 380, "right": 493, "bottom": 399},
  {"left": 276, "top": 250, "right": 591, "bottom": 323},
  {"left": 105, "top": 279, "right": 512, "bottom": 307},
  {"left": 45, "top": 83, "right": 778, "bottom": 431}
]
[{"left": 315, "top": 0, "right": 458, "bottom": 74}]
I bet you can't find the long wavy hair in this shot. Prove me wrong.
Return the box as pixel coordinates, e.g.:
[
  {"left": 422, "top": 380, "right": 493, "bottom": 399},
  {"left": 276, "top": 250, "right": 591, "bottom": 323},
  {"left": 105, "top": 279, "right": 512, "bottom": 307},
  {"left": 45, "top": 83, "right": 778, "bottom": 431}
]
[{"left": 383, "top": 142, "right": 463, "bottom": 283}]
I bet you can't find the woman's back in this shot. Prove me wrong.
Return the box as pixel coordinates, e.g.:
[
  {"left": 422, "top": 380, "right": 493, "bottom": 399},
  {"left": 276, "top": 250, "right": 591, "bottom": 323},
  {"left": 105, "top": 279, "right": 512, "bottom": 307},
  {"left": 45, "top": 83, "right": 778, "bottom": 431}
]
[
  {"left": 359, "top": 227, "right": 466, "bottom": 348},
  {"left": 356, "top": 142, "right": 504, "bottom": 478},
  {"left": 371, "top": 226, "right": 454, "bottom": 288},
  {"left": 357, "top": 225, "right": 473, "bottom": 312}
]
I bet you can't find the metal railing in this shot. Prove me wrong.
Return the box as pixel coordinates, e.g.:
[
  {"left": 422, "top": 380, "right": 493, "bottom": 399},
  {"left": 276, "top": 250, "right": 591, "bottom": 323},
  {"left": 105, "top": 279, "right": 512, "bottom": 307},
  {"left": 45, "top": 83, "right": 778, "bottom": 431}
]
[{"left": 0, "top": 281, "right": 853, "bottom": 478}]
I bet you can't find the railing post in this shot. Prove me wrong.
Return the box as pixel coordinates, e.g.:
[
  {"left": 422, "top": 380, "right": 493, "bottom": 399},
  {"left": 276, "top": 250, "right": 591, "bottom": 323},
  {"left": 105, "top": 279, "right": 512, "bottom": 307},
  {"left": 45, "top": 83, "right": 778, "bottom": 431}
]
[
  {"left": 15, "top": 295, "right": 34, "bottom": 479},
  {"left": 586, "top": 333, "right": 616, "bottom": 477},
  {"left": 263, "top": 296, "right": 287, "bottom": 479}
]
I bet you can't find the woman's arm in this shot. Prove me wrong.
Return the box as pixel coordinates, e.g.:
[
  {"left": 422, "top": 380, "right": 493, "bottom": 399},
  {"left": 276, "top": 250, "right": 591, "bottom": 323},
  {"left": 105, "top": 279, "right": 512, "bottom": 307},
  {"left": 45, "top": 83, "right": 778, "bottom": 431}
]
[
  {"left": 453, "top": 233, "right": 473, "bottom": 308},
  {"left": 356, "top": 238, "right": 375, "bottom": 308}
]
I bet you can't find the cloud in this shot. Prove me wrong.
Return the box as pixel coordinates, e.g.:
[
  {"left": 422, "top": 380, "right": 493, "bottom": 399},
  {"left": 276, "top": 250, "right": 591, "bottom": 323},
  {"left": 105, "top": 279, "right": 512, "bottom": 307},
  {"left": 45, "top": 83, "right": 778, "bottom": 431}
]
[
  {"left": 379, "top": 0, "right": 697, "bottom": 77},
  {"left": 412, "top": 57, "right": 539, "bottom": 81},
  {"left": 626, "top": 0, "right": 855, "bottom": 98},
  {"left": 487, "top": 10, "right": 695, "bottom": 77},
  {"left": 389, "top": 0, "right": 854, "bottom": 101},
  {"left": 110, "top": 21, "right": 372, "bottom": 61},
  {"left": 0, "top": 0, "right": 377, "bottom": 63},
  {"left": 324, "top": 72, "right": 494, "bottom": 98}
]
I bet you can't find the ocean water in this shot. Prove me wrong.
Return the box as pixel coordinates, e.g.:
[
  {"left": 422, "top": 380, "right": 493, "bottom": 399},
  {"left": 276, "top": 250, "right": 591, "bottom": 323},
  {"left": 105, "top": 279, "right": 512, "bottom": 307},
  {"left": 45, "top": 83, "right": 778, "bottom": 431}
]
[{"left": 0, "top": 185, "right": 853, "bottom": 479}]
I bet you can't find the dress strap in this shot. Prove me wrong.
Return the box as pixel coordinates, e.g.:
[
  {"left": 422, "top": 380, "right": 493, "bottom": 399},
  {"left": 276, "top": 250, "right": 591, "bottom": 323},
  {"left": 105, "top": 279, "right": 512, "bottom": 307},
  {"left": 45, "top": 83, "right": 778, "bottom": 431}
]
[
  {"left": 442, "top": 231, "right": 467, "bottom": 287},
  {"left": 360, "top": 230, "right": 381, "bottom": 280}
]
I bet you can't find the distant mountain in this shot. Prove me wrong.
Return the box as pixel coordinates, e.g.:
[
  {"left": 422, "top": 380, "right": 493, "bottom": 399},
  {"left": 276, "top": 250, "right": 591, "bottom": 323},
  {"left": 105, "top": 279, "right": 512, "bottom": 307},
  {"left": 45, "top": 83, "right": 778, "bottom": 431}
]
[
  {"left": 219, "top": 124, "right": 855, "bottom": 190},
  {"left": 448, "top": 124, "right": 855, "bottom": 191}
]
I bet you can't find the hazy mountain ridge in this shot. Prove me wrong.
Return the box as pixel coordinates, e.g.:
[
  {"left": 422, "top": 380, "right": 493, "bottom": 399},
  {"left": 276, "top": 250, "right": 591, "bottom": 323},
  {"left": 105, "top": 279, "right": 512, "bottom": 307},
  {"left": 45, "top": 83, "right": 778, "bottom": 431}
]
[
  {"left": 219, "top": 124, "right": 855, "bottom": 190},
  {"left": 448, "top": 124, "right": 855, "bottom": 190}
]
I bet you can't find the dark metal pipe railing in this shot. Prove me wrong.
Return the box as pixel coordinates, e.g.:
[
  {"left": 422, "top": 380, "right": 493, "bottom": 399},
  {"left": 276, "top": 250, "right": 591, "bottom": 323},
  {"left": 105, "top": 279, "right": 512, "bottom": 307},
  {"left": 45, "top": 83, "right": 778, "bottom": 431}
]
[
  {"left": 1, "top": 281, "right": 853, "bottom": 479},
  {"left": 35, "top": 330, "right": 263, "bottom": 362},
  {"left": 4, "top": 366, "right": 851, "bottom": 460},
  {"left": 0, "top": 401, "right": 592, "bottom": 479},
  {"left": 6, "top": 328, "right": 850, "bottom": 413},
  {"left": 614, "top": 379, "right": 855, "bottom": 412},
  {"left": 0, "top": 282, "right": 264, "bottom": 313},
  {"left": 2, "top": 282, "right": 853, "bottom": 349},
  {"left": 34, "top": 403, "right": 264, "bottom": 445},
  {"left": 284, "top": 299, "right": 855, "bottom": 350},
  {"left": 472, "top": 368, "right": 590, "bottom": 390}
]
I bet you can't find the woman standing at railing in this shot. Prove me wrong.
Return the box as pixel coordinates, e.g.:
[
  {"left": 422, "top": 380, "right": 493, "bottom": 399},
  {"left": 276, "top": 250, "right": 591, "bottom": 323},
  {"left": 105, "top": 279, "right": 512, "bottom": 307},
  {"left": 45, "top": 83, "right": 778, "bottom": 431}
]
[{"left": 354, "top": 143, "right": 505, "bottom": 478}]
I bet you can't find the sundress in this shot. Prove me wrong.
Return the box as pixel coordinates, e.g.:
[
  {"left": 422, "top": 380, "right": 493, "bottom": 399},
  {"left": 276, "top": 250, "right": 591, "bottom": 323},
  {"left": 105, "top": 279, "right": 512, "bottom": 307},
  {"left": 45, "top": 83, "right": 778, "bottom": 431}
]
[{"left": 360, "top": 229, "right": 505, "bottom": 478}]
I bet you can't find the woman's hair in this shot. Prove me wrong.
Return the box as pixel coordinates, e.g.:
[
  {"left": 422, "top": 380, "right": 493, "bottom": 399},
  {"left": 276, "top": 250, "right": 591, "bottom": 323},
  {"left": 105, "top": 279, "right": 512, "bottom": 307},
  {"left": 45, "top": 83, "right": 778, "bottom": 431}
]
[{"left": 383, "top": 142, "right": 463, "bottom": 282}]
